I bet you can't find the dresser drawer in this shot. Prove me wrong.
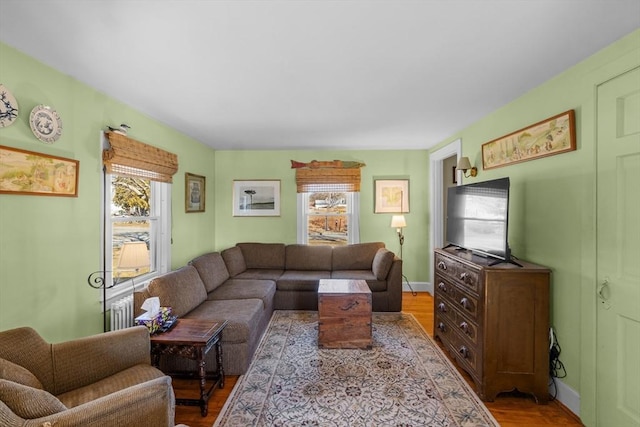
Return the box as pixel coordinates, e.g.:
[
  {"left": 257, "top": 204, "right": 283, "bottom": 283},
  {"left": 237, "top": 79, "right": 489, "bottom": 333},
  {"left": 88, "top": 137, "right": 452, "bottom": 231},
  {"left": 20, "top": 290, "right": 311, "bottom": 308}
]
[
  {"left": 436, "top": 294, "right": 479, "bottom": 345},
  {"left": 454, "top": 311, "right": 479, "bottom": 346},
  {"left": 435, "top": 254, "right": 459, "bottom": 281},
  {"left": 435, "top": 253, "right": 481, "bottom": 294},
  {"left": 457, "top": 268, "right": 480, "bottom": 294},
  {"left": 434, "top": 294, "right": 456, "bottom": 325},
  {"left": 455, "top": 290, "right": 479, "bottom": 321},
  {"left": 435, "top": 274, "right": 457, "bottom": 299},
  {"left": 441, "top": 328, "right": 480, "bottom": 378}
]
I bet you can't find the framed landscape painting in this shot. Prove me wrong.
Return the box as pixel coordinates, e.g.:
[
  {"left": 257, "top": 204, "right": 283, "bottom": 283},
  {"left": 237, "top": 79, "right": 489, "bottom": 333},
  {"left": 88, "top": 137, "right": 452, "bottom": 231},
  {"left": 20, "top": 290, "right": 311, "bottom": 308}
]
[
  {"left": 482, "top": 110, "right": 576, "bottom": 170},
  {"left": 233, "top": 180, "right": 280, "bottom": 216},
  {"left": 0, "top": 145, "right": 79, "bottom": 197}
]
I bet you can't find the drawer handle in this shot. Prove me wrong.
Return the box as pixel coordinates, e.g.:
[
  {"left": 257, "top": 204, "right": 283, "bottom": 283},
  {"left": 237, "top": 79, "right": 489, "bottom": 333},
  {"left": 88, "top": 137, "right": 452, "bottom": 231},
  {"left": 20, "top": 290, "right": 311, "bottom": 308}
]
[
  {"left": 437, "top": 322, "right": 446, "bottom": 332},
  {"left": 460, "top": 297, "right": 469, "bottom": 309},
  {"left": 437, "top": 261, "right": 447, "bottom": 270},
  {"left": 459, "top": 346, "right": 469, "bottom": 359},
  {"left": 459, "top": 321, "right": 470, "bottom": 335},
  {"left": 437, "top": 303, "right": 447, "bottom": 313},
  {"left": 438, "top": 282, "right": 447, "bottom": 292}
]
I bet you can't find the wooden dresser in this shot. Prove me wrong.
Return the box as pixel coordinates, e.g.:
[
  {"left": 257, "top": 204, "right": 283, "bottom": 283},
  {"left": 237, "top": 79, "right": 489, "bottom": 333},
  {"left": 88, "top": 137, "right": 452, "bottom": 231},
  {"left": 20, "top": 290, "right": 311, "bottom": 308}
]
[{"left": 433, "top": 247, "right": 550, "bottom": 403}]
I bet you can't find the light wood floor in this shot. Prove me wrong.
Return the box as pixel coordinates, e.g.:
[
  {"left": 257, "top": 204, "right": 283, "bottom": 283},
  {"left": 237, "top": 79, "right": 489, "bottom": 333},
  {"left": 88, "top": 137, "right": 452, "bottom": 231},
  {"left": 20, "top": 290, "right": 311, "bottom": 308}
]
[{"left": 174, "top": 292, "right": 583, "bottom": 426}]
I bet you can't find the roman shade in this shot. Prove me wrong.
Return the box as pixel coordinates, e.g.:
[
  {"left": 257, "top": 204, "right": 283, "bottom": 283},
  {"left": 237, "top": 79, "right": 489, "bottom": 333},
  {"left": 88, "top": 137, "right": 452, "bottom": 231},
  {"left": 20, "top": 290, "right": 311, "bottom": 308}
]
[
  {"left": 103, "top": 132, "right": 178, "bottom": 183},
  {"left": 295, "top": 168, "right": 362, "bottom": 192}
]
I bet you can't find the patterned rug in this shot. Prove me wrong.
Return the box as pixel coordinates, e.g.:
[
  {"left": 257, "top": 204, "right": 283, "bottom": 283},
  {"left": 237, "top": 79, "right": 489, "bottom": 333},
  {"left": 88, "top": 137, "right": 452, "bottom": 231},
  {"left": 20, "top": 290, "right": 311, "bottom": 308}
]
[{"left": 214, "top": 311, "right": 498, "bottom": 427}]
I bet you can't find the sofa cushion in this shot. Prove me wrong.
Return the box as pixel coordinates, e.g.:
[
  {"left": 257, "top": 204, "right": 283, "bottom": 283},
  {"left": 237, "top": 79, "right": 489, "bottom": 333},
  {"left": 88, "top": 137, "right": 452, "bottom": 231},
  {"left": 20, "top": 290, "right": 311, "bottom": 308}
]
[
  {"left": 184, "top": 299, "right": 263, "bottom": 344},
  {"left": 285, "top": 245, "right": 332, "bottom": 270},
  {"left": 57, "top": 364, "right": 165, "bottom": 408},
  {"left": 332, "top": 242, "right": 385, "bottom": 270},
  {"left": 235, "top": 269, "right": 284, "bottom": 281},
  {"left": 206, "top": 279, "right": 276, "bottom": 309},
  {"left": 372, "top": 248, "right": 395, "bottom": 280},
  {"left": 147, "top": 265, "right": 207, "bottom": 317},
  {"left": 190, "top": 252, "right": 230, "bottom": 293},
  {"left": 221, "top": 246, "right": 247, "bottom": 277},
  {"left": 0, "top": 357, "right": 43, "bottom": 389},
  {"left": 237, "top": 243, "right": 286, "bottom": 269},
  {"left": 330, "top": 270, "right": 377, "bottom": 282},
  {"left": 0, "top": 379, "right": 67, "bottom": 419},
  {"left": 277, "top": 270, "right": 331, "bottom": 291},
  {"left": 0, "top": 327, "right": 55, "bottom": 391}
]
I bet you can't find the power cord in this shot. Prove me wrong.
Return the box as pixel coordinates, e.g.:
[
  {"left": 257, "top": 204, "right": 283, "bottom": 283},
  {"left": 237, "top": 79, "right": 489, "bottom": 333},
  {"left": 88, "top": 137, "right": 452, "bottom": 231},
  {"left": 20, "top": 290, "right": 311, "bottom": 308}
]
[
  {"left": 403, "top": 274, "right": 417, "bottom": 296},
  {"left": 549, "top": 327, "right": 566, "bottom": 401}
]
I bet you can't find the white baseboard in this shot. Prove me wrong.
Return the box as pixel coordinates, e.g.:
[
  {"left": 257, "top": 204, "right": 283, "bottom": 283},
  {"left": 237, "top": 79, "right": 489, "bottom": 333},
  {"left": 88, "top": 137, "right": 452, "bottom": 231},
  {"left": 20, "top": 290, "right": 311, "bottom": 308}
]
[
  {"left": 402, "top": 281, "right": 432, "bottom": 294},
  {"left": 551, "top": 377, "right": 580, "bottom": 418}
]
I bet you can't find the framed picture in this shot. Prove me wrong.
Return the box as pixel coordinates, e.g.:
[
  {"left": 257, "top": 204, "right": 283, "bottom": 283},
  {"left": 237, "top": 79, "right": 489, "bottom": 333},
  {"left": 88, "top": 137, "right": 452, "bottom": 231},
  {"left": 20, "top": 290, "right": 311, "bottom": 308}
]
[
  {"left": 233, "top": 180, "right": 280, "bottom": 216},
  {"left": 0, "top": 145, "right": 79, "bottom": 197},
  {"left": 374, "top": 179, "right": 409, "bottom": 213},
  {"left": 482, "top": 110, "right": 576, "bottom": 170},
  {"left": 185, "top": 173, "right": 205, "bottom": 212}
]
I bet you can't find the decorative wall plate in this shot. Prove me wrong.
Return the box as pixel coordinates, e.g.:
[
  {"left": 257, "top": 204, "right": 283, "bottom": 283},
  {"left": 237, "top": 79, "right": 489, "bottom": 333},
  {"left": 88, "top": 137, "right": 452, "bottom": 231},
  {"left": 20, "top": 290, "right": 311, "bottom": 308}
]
[
  {"left": 29, "top": 105, "right": 63, "bottom": 143},
  {"left": 0, "top": 84, "right": 19, "bottom": 127}
]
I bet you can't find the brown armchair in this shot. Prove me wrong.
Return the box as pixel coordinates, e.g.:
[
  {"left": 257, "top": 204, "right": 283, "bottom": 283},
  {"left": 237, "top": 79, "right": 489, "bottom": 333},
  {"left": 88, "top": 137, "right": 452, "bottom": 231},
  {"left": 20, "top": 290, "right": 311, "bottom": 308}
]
[{"left": 0, "top": 325, "right": 176, "bottom": 426}]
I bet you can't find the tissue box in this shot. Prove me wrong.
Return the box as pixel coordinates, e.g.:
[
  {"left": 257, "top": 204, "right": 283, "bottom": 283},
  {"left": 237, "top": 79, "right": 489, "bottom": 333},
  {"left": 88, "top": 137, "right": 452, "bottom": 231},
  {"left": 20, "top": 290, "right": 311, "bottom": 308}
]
[{"left": 135, "top": 307, "right": 173, "bottom": 334}]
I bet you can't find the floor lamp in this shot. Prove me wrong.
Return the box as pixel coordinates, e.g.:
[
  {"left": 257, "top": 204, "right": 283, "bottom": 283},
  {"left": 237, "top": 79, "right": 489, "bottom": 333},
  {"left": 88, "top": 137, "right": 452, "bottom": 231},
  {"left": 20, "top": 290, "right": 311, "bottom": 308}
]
[{"left": 391, "top": 213, "right": 417, "bottom": 296}]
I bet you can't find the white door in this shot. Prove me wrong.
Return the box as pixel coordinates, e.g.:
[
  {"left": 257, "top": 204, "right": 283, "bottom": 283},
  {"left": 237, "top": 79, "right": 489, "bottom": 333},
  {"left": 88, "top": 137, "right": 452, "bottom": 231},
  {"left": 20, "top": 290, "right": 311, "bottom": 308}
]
[{"left": 596, "top": 66, "right": 640, "bottom": 427}]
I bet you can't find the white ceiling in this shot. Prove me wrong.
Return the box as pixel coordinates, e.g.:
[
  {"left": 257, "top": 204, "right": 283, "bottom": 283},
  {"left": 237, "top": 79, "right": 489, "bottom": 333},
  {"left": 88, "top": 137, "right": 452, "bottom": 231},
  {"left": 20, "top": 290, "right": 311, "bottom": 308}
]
[{"left": 1, "top": 1, "right": 638, "bottom": 151}]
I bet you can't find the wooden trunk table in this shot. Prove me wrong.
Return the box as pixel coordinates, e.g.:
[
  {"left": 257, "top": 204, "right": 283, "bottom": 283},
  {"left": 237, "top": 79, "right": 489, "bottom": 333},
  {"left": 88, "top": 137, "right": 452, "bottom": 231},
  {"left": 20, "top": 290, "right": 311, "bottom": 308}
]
[
  {"left": 150, "top": 318, "right": 227, "bottom": 416},
  {"left": 318, "top": 279, "right": 372, "bottom": 349}
]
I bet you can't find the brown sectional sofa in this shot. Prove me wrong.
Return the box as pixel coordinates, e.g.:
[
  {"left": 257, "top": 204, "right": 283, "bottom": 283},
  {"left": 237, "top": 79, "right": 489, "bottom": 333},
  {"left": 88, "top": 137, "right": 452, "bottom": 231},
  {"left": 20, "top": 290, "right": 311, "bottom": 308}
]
[{"left": 134, "top": 242, "right": 402, "bottom": 376}]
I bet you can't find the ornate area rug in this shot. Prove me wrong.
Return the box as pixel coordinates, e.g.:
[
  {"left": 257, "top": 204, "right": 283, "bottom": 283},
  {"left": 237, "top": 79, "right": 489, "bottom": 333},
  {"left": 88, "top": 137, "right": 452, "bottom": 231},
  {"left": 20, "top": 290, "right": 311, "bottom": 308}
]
[{"left": 214, "top": 311, "right": 498, "bottom": 427}]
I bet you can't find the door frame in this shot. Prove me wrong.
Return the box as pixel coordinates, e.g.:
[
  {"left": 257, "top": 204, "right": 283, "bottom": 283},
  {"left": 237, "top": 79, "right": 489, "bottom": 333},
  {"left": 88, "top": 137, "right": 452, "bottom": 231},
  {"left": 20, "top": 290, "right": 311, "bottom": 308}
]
[{"left": 429, "top": 138, "right": 461, "bottom": 288}]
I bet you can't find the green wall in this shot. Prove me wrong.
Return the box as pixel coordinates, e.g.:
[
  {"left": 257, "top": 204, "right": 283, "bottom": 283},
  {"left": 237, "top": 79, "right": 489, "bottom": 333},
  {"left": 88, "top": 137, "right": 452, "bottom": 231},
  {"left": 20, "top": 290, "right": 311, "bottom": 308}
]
[
  {"left": 2, "top": 28, "right": 639, "bottom": 425},
  {"left": 0, "top": 43, "right": 216, "bottom": 341},
  {"left": 429, "top": 30, "right": 639, "bottom": 424},
  {"left": 214, "top": 150, "right": 430, "bottom": 283}
]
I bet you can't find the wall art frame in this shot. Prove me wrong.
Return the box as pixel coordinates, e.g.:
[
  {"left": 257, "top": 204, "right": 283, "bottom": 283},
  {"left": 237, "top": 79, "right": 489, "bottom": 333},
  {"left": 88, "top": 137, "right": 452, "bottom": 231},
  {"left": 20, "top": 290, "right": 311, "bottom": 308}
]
[
  {"left": 185, "top": 172, "right": 206, "bottom": 213},
  {"left": 233, "top": 180, "right": 281, "bottom": 217},
  {"left": 0, "top": 144, "right": 79, "bottom": 197},
  {"left": 374, "top": 179, "right": 409, "bottom": 213},
  {"left": 482, "top": 109, "right": 576, "bottom": 170}
]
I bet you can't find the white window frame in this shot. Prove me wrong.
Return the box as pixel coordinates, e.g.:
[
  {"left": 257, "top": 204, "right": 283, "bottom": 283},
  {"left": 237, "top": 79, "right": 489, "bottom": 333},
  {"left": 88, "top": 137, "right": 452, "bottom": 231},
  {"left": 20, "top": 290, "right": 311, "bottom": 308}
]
[
  {"left": 297, "top": 192, "right": 360, "bottom": 244},
  {"left": 100, "top": 138, "right": 171, "bottom": 307}
]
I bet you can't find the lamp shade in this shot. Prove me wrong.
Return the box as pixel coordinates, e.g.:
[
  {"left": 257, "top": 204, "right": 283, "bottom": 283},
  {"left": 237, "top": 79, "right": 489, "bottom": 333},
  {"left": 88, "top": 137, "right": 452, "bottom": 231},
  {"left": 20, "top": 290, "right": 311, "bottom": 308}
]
[
  {"left": 456, "top": 156, "right": 472, "bottom": 172},
  {"left": 117, "top": 241, "right": 150, "bottom": 270},
  {"left": 390, "top": 215, "right": 407, "bottom": 228}
]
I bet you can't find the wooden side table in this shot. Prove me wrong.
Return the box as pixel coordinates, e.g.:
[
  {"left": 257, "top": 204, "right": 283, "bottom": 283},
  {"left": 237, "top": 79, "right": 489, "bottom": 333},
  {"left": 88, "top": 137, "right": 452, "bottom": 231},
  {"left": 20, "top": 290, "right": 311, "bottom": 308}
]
[
  {"left": 150, "top": 318, "right": 227, "bottom": 416},
  {"left": 318, "top": 279, "right": 372, "bottom": 349}
]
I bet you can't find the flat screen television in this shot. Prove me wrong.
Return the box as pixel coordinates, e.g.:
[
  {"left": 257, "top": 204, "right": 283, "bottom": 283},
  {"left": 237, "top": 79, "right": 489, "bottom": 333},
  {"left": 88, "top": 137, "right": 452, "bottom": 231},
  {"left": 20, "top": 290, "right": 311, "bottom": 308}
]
[{"left": 446, "top": 177, "right": 512, "bottom": 263}]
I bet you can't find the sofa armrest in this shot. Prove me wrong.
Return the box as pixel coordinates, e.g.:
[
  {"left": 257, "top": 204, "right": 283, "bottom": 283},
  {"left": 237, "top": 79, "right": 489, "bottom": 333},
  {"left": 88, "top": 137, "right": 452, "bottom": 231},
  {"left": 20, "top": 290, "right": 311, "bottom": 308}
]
[
  {"left": 51, "top": 326, "right": 152, "bottom": 394},
  {"left": 386, "top": 257, "right": 403, "bottom": 311},
  {"left": 8, "top": 376, "right": 175, "bottom": 427},
  {"left": 134, "top": 288, "right": 152, "bottom": 317}
]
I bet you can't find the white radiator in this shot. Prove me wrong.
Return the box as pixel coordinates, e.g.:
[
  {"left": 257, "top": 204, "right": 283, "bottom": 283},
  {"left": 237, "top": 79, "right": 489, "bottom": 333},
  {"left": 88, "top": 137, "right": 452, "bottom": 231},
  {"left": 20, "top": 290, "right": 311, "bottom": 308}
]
[{"left": 110, "top": 295, "right": 134, "bottom": 331}]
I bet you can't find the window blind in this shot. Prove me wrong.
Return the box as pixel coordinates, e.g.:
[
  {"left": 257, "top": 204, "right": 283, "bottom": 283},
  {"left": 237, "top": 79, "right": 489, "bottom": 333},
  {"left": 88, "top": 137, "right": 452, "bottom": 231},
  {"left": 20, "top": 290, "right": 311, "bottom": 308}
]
[
  {"left": 103, "top": 132, "right": 178, "bottom": 183},
  {"left": 295, "top": 168, "right": 361, "bottom": 193}
]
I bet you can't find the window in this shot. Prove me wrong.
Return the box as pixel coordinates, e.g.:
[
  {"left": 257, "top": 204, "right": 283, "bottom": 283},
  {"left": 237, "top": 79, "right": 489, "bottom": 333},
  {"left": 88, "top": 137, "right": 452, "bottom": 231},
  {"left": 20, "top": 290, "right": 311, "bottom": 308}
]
[
  {"left": 101, "top": 132, "right": 176, "bottom": 304},
  {"left": 103, "top": 175, "right": 171, "bottom": 302},
  {"left": 298, "top": 191, "right": 359, "bottom": 245}
]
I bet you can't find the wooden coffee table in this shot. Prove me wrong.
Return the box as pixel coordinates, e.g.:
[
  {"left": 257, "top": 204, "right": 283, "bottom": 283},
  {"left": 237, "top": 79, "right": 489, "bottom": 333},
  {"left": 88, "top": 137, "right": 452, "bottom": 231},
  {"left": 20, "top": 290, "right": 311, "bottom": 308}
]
[
  {"left": 150, "top": 318, "right": 227, "bottom": 416},
  {"left": 318, "top": 279, "right": 372, "bottom": 349}
]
